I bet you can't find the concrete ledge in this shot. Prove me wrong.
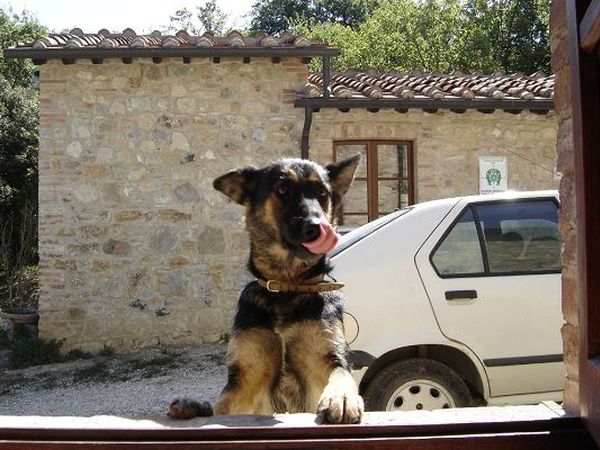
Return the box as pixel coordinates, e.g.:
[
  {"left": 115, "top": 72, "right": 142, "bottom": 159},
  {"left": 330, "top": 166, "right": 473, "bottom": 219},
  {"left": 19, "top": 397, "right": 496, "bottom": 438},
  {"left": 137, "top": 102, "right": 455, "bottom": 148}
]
[{"left": 0, "top": 402, "right": 566, "bottom": 430}]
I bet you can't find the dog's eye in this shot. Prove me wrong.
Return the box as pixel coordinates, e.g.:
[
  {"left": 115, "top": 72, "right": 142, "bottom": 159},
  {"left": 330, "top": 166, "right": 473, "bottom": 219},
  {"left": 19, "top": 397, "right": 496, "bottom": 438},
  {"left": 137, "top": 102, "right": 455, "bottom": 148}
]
[
  {"left": 319, "top": 188, "right": 329, "bottom": 198},
  {"left": 277, "top": 185, "right": 288, "bottom": 196}
]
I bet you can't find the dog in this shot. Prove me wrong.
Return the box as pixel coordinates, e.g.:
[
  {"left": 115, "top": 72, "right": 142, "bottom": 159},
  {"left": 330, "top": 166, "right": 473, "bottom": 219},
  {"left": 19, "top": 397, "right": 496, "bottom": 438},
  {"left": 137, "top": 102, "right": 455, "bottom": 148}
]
[{"left": 168, "top": 155, "right": 364, "bottom": 424}]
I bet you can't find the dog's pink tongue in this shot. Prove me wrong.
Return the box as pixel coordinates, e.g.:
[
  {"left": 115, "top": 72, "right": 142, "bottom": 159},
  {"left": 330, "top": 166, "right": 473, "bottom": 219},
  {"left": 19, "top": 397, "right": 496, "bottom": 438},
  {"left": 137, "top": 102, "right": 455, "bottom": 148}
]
[{"left": 302, "top": 222, "right": 340, "bottom": 254}]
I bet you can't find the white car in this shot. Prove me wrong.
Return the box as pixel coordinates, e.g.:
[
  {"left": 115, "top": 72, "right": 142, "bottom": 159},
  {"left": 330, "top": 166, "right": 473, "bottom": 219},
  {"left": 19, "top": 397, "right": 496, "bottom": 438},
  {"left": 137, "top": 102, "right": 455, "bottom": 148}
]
[{"left": 332, "top": 190, "right": 563, "bottom": 411}]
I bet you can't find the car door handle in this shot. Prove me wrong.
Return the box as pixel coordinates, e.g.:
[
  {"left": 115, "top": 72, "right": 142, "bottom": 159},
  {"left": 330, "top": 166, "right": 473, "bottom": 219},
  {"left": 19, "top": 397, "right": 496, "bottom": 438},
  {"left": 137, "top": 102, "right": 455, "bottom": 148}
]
[{"left": 445, "top": 290, "right": 478, "bottom": 300}]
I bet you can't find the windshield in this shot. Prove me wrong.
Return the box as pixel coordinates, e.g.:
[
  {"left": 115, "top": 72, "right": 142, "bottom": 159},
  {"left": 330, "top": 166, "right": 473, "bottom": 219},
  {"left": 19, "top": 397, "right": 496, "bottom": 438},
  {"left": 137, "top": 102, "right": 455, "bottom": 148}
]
[{"left": 330, "top": 208, "right": 413, "bottom": 257}]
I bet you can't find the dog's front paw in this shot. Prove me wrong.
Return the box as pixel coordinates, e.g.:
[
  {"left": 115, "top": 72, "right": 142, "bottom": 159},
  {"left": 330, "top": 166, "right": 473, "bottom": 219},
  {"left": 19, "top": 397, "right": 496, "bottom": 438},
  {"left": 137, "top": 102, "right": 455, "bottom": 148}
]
[
  {"left": 317, "top": 391, "right": 364, "bottom": 424},
  {"left": 168, "top": 398, "right": 213, "bottom": 419}
]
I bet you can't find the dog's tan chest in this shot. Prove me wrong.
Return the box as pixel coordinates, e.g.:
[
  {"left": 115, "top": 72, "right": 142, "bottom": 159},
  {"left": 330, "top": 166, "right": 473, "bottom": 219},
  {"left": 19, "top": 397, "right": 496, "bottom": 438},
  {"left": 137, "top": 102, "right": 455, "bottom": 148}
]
[{"left": 272, "top": 320, "right": 335, "bottom": 412}]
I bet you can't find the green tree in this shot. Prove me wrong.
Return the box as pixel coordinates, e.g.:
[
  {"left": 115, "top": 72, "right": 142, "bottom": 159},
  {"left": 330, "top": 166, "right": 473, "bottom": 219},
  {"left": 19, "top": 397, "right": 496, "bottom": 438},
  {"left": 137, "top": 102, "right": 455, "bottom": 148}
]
[
  {"left": 0, "top": 8, "right": 43, "bottom": 208},
  {"left": 165, "top": 0, "right": 228, "bottom": 35},
  {"left": 249, "top": 0, "right": 381, "bottom": 35},
  {"left": 460, "top": 0, "right": 550, "bottom": 74},
  {"left": 0, "top": 8, "right": 45, "bottom": 88},
  {"left": 0, "top": 8, "right": 44, "bottom": 275},
  {"left": 295, "top": 0, "right": 550, "bottom": 74},
  {"left": 0, "top": 76, "right": 38, "bottom": 207}
]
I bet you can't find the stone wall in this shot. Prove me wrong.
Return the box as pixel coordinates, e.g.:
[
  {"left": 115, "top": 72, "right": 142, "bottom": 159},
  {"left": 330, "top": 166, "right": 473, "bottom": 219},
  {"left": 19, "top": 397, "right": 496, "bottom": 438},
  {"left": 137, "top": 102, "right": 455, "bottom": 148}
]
[
  {"left": 308, "top": 109, "right": 559, "bottom": 203},
  {"left": 38, "top": 57, "right": 308, "bottom": 351},
  {"left": 550, "top": 0, "right": 579, "bottom": 414}
]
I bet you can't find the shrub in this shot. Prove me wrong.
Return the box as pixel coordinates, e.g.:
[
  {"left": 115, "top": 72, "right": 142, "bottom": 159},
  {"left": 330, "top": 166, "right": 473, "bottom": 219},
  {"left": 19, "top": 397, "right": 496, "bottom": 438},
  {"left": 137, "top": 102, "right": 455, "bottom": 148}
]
[{"left": 8, "top": 325, "right": 63, "bottom": 368}]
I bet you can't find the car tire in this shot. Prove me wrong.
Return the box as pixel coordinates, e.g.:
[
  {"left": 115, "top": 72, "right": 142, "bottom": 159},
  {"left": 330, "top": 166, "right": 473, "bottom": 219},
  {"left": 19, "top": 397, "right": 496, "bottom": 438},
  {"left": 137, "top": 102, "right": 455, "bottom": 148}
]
[{"left": 363, "top": 358, "right": 473, "bottom": 411}]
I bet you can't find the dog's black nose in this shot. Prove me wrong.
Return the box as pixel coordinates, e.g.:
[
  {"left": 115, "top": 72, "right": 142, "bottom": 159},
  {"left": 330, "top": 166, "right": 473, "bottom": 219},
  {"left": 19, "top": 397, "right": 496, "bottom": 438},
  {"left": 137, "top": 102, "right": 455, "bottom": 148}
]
[{"left": 302, "top": 218, "right": 321, "bottom": 243}]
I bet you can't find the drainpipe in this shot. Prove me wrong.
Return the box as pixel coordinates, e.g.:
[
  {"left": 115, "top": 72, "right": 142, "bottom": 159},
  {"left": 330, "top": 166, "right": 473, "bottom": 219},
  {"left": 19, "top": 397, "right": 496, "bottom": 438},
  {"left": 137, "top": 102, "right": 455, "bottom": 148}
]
[
  {"left": 301, "top": 55, "right": 330, "bottom": 159},
  {"left": 301, "top": 106, "right": 313, "bottom": 159}
]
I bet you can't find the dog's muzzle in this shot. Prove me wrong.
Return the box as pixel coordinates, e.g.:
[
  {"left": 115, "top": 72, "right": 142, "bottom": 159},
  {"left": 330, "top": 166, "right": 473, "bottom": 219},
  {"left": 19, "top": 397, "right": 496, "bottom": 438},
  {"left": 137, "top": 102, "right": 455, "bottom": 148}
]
[{"left": 302, "top": 220, "right": 340, "bottom": 254}]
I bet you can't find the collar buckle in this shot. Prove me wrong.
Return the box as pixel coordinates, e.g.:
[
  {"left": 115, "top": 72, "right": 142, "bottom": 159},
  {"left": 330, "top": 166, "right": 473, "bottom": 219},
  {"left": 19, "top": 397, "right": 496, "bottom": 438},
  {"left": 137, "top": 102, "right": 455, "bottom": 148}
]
[{"left": 266, "top": 280, "right": 280, "bottom": 293}]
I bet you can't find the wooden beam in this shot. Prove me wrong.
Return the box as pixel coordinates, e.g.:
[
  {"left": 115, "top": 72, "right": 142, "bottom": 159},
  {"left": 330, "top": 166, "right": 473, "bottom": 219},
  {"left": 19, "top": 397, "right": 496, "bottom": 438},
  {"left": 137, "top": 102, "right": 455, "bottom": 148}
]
[
  {"left": 4, "top": 46, "right": 341, "bottom": 61},
  {"left": 295, "top": 98, "right": 554, "bottom": 112}
]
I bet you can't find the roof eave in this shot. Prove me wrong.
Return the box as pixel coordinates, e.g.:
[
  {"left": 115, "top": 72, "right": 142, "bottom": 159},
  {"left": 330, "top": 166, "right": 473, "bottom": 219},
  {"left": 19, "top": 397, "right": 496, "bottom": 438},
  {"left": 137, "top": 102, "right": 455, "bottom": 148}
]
[
  {"left": 293, "top": 97, "right": 555, "bottom": 111},
  {"left": 3, "top": 46, "right": 340, "bottom": 61}
]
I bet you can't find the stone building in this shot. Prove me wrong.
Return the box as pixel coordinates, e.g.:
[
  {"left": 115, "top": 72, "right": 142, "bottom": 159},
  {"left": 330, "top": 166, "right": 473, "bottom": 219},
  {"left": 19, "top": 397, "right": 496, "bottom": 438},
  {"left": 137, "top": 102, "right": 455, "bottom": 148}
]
[{"left": 5, "top": 29, "right": 558, "bottom": 351}]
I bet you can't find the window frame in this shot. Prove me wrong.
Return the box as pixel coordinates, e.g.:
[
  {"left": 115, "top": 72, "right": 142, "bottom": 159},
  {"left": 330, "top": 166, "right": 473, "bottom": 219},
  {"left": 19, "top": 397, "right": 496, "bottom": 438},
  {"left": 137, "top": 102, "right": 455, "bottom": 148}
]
[
  {"left": 333, "top": 139, "right": 415, "bottom": 223},
  {"left": 429, "top": 197, "right": 562, "bottom": 279},
  {"left": 570, "top": 0, "right": 600, "bottom": 444},
  {"left": 5, "top": 0, "right": 600, "bottom": 444},
  {"left": 0, "top": 403, "right": 594, "bottom": 449}
]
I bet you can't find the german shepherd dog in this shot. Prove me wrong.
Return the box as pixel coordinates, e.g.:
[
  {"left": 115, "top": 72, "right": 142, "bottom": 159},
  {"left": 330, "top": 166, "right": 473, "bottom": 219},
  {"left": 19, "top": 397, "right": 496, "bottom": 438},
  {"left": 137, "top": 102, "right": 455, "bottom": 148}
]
[{"left": 169, "top": 155, "right": 364, "bottom": 424}]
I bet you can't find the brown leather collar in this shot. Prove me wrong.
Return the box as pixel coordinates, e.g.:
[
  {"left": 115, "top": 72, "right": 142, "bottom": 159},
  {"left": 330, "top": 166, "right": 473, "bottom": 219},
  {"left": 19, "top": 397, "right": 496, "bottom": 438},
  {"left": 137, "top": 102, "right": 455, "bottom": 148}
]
[{"left": 256, "top": 274, "right": 345, "bottom": 293}]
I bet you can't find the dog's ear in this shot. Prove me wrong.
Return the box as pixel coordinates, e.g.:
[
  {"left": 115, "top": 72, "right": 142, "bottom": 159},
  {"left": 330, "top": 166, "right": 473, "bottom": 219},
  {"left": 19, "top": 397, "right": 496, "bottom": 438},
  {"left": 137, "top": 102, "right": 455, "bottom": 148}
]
[
  {"left": 326, "top": 154, "right": 361, "bottom": 197},
  {"left": 213, "top": 167, "right": 258, "bottom": 205}
]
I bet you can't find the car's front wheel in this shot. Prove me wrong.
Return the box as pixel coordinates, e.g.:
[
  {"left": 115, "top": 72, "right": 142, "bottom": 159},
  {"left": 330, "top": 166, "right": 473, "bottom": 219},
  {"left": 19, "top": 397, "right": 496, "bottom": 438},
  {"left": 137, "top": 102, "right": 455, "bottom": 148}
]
[{"left": 363, "top": 358, "right": 473, "bottom": 411}]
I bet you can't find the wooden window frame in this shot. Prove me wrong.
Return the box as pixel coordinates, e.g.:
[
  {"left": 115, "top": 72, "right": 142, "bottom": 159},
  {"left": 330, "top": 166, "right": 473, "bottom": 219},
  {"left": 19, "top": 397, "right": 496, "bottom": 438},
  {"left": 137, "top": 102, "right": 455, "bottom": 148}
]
[
  {"left": 5, "top": 2, "right": 600, "bottom": 445},
  {"left": 0, "top": 403, "right": 595, "bottom": 448},
  {"left": 333, "top": 140, "right": 415, "bottom": 223},
  {"left": 570, "top": 0, "right": 600, "bottom": 444}
]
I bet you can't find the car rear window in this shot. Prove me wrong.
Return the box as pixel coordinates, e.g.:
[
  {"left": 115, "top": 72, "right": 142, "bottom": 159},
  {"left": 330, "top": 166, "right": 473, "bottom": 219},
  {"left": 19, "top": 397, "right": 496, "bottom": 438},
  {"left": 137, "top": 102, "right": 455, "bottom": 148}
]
[{"left": 330, "top": 208, "right": 413, "bottom": 257}]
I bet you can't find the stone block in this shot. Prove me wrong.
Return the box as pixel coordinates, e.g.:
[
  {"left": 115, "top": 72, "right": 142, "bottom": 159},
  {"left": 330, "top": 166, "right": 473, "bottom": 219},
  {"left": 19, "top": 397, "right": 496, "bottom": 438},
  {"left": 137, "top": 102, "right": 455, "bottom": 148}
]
[
  {"left": 174, "top": 182, "right": 200, "bottom": 202},
  {"left": 198, "top": 226, "right": 226, "bottom": 255},
  {"left": 159, "top": 209, "right": 192, "bottom": 222},
  {"left": 147, "top": 226, "right": 178, "bottom": 253},
  {"left": 102, "top": 239, "right": 131, "bottom": 256}
]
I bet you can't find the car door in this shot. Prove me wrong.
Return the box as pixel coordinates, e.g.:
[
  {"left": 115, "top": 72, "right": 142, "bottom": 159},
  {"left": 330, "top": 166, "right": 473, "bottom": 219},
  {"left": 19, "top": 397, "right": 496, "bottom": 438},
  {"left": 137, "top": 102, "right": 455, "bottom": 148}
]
[{"left": 415, "top": 195, "right": 564, "bottom": 399}]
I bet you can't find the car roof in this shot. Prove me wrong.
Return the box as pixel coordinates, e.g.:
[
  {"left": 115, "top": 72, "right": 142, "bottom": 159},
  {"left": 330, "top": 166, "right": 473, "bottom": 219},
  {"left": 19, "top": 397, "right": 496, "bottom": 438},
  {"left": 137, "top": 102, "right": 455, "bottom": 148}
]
[
  {"left": 331, "top": 190, "right": 559, "bottom": 258},
  {"left": 413, "top": 190, "right": 559, "bottom": 210}
]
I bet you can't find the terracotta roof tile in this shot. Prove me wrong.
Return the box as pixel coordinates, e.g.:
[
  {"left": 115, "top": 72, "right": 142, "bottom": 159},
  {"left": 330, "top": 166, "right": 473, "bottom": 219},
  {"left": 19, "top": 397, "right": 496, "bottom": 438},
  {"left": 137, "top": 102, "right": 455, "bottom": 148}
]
[
  {"left": 300, "top": 70, "right": 554, "bottom": 109},
  {"left": 5, "top": 29, "right": 337, "bottom": 60},
  {"left": 15, "top": 29, "right": 321, "bottom": 50}
]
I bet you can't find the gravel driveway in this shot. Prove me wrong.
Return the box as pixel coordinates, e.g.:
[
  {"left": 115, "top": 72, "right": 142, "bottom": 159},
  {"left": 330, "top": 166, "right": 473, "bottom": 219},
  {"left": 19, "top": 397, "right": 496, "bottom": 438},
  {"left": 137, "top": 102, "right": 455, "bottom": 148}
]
[{"left": 0, "top": 344, "right": 227, "bottom": 417}]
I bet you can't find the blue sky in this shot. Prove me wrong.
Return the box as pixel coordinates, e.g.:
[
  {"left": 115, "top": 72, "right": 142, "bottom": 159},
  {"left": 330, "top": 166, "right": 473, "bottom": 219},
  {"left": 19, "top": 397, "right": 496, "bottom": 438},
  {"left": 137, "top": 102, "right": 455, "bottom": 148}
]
[{"left": 0, "top": 0, "right": 255, "bottom": 33}]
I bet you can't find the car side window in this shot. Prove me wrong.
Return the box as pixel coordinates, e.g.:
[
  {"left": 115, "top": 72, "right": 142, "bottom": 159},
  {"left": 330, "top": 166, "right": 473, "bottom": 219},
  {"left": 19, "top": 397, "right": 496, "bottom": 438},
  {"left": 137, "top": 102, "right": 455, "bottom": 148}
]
[
  {"left": 476, "top": 200, "right": 561, "bottom": 274},
  {"left": 431, "top": 208, "right": 484, "bottom": 276}
]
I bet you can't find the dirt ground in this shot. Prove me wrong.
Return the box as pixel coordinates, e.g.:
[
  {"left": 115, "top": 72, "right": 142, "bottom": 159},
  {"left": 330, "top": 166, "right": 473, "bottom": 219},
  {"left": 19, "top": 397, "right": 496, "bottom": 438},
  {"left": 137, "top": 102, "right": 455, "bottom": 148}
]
[{"left": 0, "top": 344, "right": 227, "bottom": 417}]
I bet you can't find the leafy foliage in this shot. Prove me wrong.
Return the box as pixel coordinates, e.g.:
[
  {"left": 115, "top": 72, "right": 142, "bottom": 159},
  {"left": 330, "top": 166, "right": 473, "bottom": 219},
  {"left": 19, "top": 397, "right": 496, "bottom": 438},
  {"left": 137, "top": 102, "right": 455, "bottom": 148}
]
[
  {"left": 0, "top": 10, "right": 43, "bottom": 308},
  {"left": 249, "top": 0, "right": 381, "bottom": 35},
  {"left": 4, "top": 324, "right": 94, "bottom": 369},
  {"left": 165, "top": 0, "right": 228, "bottom": 35},
  {"left": 8, "top": 325, "right": 64, "bottom": 368},
  {"left": 460, "top": 0, "right": 550, "bottom": 74},
  {"left": 0, "top": 9, "right": 45, "bottom": 88},
  {"left": 0, "top": 77, "right": 39, "bottom": 207},
  {"left": 294, "top": 0, "right": 550, "bottom": 74}
]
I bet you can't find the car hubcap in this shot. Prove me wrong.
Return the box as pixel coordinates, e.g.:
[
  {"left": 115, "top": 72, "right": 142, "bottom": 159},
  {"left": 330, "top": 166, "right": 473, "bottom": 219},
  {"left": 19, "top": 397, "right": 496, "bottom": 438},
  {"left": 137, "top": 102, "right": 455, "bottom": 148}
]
[{"left": 386, "top": 379, "right": 456, "bottom": 411}]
